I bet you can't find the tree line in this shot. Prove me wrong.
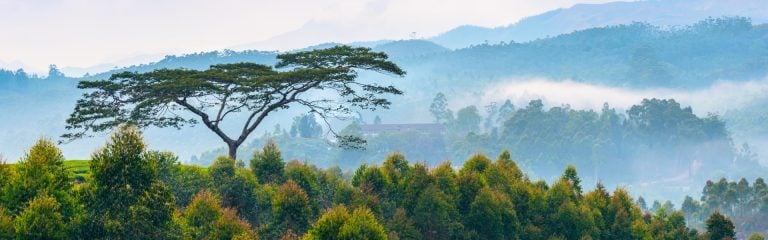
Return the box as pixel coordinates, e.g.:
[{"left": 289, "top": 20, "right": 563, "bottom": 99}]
[
  {"left": 680, "top": 177, "right": 768, "bottom": 239},
  {"left": 0, "top": 125, "right": 755, "bottom": 239}
]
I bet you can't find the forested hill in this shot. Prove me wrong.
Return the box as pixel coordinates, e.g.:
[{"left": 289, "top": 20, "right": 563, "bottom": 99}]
[
  {"left": 78, "top": 17, "right": 768, "bottom": 91},
  {"left": 4, "top": 17, "right": 767, "bottom": 90},
  {"left": 402, "top": 17, "right": 768, "bottom": 91},
  {"left": 429, "top": 0, "right": 768, "bottom": 49},
  {"left": 86, "top": 49, "right": 278, "bottom": 79}
]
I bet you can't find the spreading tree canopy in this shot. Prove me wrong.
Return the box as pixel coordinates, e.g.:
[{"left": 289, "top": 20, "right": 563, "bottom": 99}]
[{"left": 63, "top": 46, "right": 406, "bottom": 159}]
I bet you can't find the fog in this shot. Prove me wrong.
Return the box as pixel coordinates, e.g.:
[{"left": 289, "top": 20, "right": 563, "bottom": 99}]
[{"left": 478, "top": 78, "right": 768, "bottom": 115}]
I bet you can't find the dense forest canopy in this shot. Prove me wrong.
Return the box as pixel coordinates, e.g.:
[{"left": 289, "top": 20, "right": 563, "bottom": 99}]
[{"left": 0, "top": 126, "right": 756, "bottom": 239}]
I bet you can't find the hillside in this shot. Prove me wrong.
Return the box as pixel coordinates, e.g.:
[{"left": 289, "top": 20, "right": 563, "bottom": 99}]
[{"left": 430, "top": 0, "right": 768, "bottom": 49}]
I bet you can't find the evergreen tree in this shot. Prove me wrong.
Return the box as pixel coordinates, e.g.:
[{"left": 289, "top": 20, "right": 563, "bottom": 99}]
[
  {"left": 429, "top": 92, "right": 453, "bottom": 124},
  {"left": 413, "top": 185, "right": 458, "bottom": 240},
  {"left": 210, "top": 156, "right": 263, "bottom": 226},
  {"left": 251, "top": 140, "right": 286, "bottom": 184},
  {"left": 3, "top": 139, "right": 73, "bottom": 215},
  {"left": 83, "top": 125, "right": 175, "bottom": 239},
  {"left": 705, "top": 212, "right": 735, "bottom": 240},
  {"left": 466, "top": 188, "right": 520, "bottom": 240},
  {"left": 561, "top": 165, "right": 583, "bottom": 197},
  {"left": 386, "top": 208, "right": 421, "bottom": 240},
  {"left": 273, "top": 180, "right": 313, "bottom": 236},
  {"left": 337, "top": 208, "right": 387, "bottom": 240},
  {"left": 304, "top": 205, "right": 351, "bottom": 240},
  {"left": 14, "top": 193, "right": 66, "bottom": 240}
]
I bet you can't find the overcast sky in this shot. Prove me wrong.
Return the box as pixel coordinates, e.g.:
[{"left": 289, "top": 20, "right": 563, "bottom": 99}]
[{"left": 0, "top": 0, "right": 613, "bottom": 74}]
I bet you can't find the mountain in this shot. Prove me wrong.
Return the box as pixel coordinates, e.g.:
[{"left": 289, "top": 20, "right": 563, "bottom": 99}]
[
  {"left": 408, "top": 17, "right": 768, "bottom": 90},
  {"left": 372, "top": 40, "right": 449, "bottom": 59},
  {"left": 431, "top": 0, "right": 768, "bottom": 49}
]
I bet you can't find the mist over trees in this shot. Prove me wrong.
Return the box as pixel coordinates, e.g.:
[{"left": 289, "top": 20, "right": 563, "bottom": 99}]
[{"left": 197, "top": 96, "right": 763, "bottom": 195}]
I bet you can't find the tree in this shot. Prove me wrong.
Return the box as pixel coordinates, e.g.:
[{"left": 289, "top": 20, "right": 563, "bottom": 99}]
[
  {"left": 46, "top": 64, "right": 65, "bottom": 79},
  {"left": 304, "top": 206, "right": 386, "bottom": 240},
  {"left": 291, "top": 114, "right": 324, "bottom": 138},
  {"left": 184, "top": 190, "right": 223, "bottom": 238},
  {"left": 304, "top": 205, "right": 351, "bottom": 240},
  {"left": 63, "top": 46, "right": 406, "bottom": 159},
  {"left": 251, "top": 140, "right": 286, "bottom": 184},
  {"left": 3, "top": 139, "right": 72, "bottom": 215},
  {"left": 14, "top": 193, "right": 66, "bottom": 240},
  {"left": 429, "top": 92, "right": 452, "bottom": 124},
  {"left": 209, "top": 156, "right": 264, "bottom": 225},
  {"left": 413, "top": 185, "right": 458, "bottom": 240},
  {"left": 337, "top": 208, "right": 387, "bottom": 240},
  {"left": 0, "top": 206, "right": 15, "bottom": 239},
  {"left": 184, "top": 190, "right": 257, "bottom": 240},
  {"left": 705, "top": 212, "right": 735, "bottom": 240},
  {"left": 496, "top": 100, "right": 515, "bottom": 124},
  {"left": 748, "top": 233, "right": 765, "bottom": 240},
  {"left": 84, "top": 125, "right": 175, "bottom": 239},
  {"left": 561, "top": 165, "right": 583, "bottom": 196},
  {"left": 386, "top": 208, "right": 421, "bottom": 240},
  {"left": 466, "top": 188, "right": 519, "bottom": 240},
  {"left": 452, "top": 106, "right": 482, "bottom": 134},
  {"left": 273, "top": 180, "right": 313, "bottom": 235},
  {"left": 637, "top": 196, "right": 648, "bottom": 212}
]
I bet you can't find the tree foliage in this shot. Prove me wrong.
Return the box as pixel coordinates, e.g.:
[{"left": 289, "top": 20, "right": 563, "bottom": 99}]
[
  {"left": 63, "top": 46, "right": 405, "bottom": 159},
  {"left": 0, "top": 129, "right": 736, "bottom": 239},
  {"left": 83, "top": 125, "right": 175, "bottom": 239}
]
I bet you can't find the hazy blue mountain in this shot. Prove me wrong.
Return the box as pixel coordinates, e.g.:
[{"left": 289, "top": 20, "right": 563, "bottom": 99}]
[
  {"left": 87, "top": 49, "right": 278, "bottom": 80},
  {"left": 408, "top": 17, "right": 768, "bottom": 91},
  {"left": 372, "top": 40, "right": 449, "bottom": 59},
  {"left": 431, "top": 0, "right": 768, "bottom": 49}
]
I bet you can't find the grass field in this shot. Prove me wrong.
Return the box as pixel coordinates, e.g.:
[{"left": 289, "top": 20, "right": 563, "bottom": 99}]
[
  {"left": 5, "top": 159, "right": 92, "bottom": 182},
  {"left": 64, "top": 160, "right": 90, "bottom": 182}
]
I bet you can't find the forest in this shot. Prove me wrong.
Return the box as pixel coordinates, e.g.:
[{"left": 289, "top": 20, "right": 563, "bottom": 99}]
[
  {"left": 1, "top": 14, "right": 768, "bottom": 240},
  {"left": 196, "top": 97, "right": 765, "bottom": 195},
  {"left": 0, "top": 126, "right": 760, "bottom": 240}
]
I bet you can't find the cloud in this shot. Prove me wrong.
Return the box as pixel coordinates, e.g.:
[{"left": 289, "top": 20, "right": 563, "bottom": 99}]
[{"left": 478, "top": 78, "right": 768, "bottom": 115}]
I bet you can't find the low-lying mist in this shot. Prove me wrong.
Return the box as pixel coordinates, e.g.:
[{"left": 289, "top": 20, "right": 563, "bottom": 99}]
[{"left": 478, "top": 78, "right": 768, "bottom": 115}]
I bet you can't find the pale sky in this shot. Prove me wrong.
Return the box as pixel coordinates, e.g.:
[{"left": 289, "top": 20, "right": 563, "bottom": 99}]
[{"left": 0, "top": 0, "right": 613, "bottom": 75}]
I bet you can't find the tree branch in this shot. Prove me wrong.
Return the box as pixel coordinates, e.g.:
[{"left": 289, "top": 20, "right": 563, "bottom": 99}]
[{"left": 174, "top": 99, "right": 234, "bottom": 144}]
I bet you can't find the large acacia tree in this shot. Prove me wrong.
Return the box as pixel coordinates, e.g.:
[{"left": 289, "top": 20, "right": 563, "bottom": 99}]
[{"left": 63, "top": 46, "right": 405, "bottom": 159}]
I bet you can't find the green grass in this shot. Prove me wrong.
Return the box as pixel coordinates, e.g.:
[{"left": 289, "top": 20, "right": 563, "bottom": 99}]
[{"left": 64, "top": 160, "right": 90, "bottom": 182}]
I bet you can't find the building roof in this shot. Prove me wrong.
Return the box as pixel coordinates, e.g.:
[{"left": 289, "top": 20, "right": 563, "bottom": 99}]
[{"left": 359, "top": 123, "right": 445, "bottom": 134}]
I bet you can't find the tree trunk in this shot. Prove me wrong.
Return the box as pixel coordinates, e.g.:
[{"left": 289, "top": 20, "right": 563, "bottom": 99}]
[{"left": 228, "top": 142, "right": 238, "bottom": 160}]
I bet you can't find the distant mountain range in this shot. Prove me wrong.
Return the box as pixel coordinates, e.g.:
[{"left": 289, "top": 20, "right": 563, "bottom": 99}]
[{"left": 430, "top": 0, "right": 768, "bottom": 49}]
